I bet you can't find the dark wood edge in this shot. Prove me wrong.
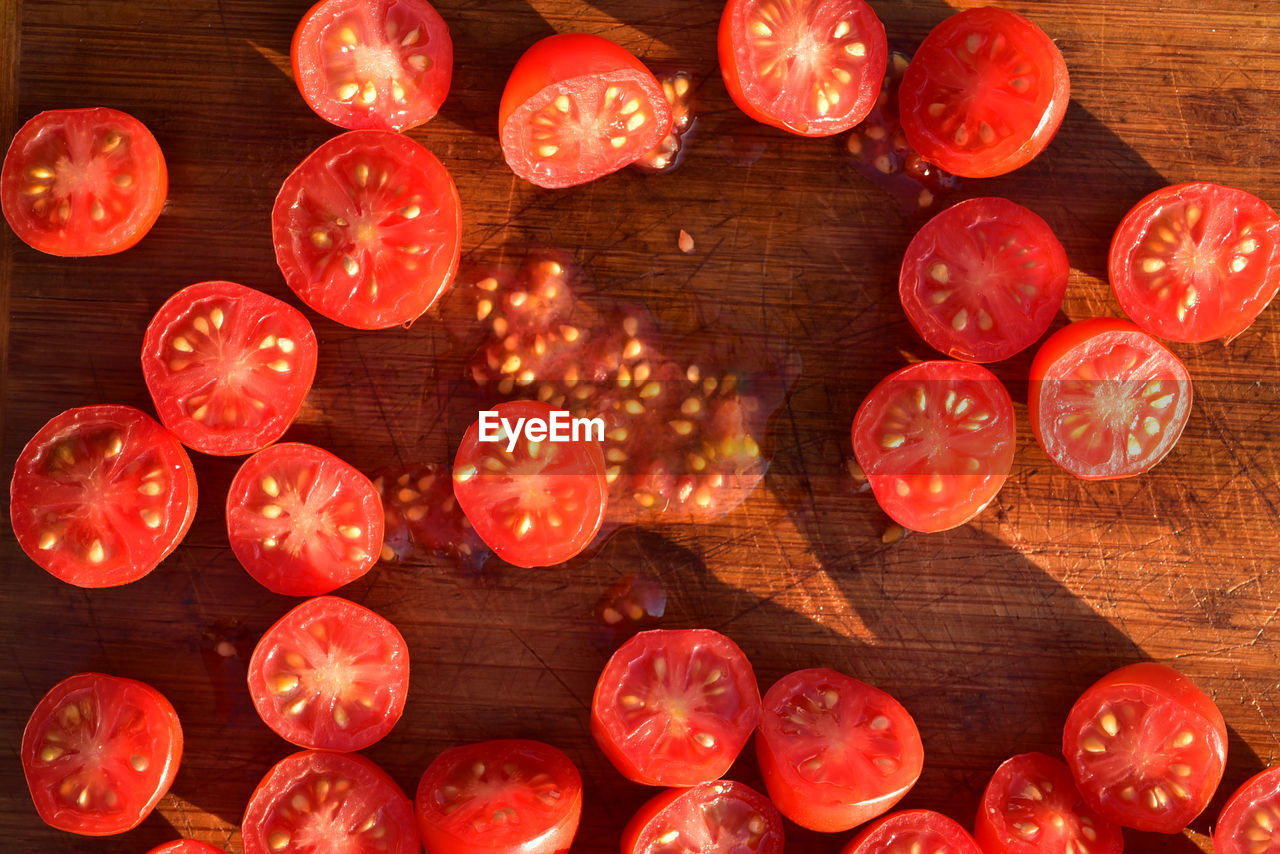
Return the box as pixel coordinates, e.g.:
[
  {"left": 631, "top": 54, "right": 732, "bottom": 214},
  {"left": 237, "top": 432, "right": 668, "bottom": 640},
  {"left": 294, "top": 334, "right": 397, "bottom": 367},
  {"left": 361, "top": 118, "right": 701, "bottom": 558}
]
[{"left": 0, "top": 0, "right": 20, "bottom": 454}]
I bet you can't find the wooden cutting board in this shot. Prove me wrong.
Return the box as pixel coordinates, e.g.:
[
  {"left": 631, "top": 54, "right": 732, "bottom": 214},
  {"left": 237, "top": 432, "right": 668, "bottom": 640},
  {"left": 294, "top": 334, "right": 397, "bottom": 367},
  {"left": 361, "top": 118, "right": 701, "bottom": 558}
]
[{"left": 4, "top": 1, "right": 1280, "bottom": 852}]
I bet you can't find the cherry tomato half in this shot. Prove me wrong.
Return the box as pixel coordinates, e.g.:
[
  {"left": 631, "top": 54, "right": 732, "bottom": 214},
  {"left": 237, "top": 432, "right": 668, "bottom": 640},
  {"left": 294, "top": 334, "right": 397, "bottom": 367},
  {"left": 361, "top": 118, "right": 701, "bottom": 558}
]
[
  {"left": 146, "top": 842, "right": 229, "bottom": 854},
  {"left": 1109, "top": 182, "right": 1280, "bottom": 343},
  {"left": 718, "top": 0, "right": 887, "bottom": 137},
  {"left": 622, "top": 780, "right": 784, "bottom": 854},
  {"left": 842, "top": 810, "right": 983, "bottom": 854},
  {"left": 291, "top": 0, "right": 453, "bottom": 132},
  {"left": 499, "top": 34, "right": 674, "bottom": 188},
  {"left": 10, "top": 405, "right": 198, "bottom": 588},
  {"left": 591, "top": 628, "right": 761, "bottom": 788},
  {"left": 975, "top": 753, "right": 1123, "bottom": 854},
  {"left": 1214, "top": 766, "right": 1280, "bottom": 854},
  {"left": 1062, "top": 662, "right": 1227, "bottom": 834},
  {"left": 1, "top": 107, "right": 167, "bottom": 256},
  {"left": 21, "top": 673, "right": 182, "bottom": 836},
  {"left": 899, "top": 7, "right": 1069, "bottom": 178}
]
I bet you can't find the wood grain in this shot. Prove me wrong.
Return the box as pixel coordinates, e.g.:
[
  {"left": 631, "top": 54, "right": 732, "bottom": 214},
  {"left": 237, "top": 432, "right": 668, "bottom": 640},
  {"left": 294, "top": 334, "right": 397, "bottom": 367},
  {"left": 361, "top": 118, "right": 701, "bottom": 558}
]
[{"left": 5, "top": 1, "right": 1280, "bottom": 852}]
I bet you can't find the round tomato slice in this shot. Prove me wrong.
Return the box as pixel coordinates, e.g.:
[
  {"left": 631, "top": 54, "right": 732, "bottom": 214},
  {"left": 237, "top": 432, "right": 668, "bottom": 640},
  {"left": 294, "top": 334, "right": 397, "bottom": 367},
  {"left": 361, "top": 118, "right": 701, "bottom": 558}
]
[
  {"left": 242, "top": 750, "right": 419, "bottom": 854},
  {"left": 841, "top": 810, "right": 983, "bottom": 854},
  {"left": 591, "top": 628, "right": 761, "bottom": 788},
  {"left": 851, "top": 360, "right": 1015, "bottom": 533},
  {"left": 622, "top": 780, "right": 784, "bottom": 854},
  {"left": 1029, "top": 319, "right": 1192, "bottom": 480},
  {"left": 900, "top": 197, "right": 1069, "bottom": 362},
  {"left": 718, "top": 0, "right": 887, "bottom": 137},
  {"left": 1062, "top": 662, "right": 1227, "bottom": 834},
  {"left": 415, "top": 739, "right": 583, "bottom": 854},
  {"left": 976, "top": 753, "right": 1123, "bottom": 854},
  {"left": 291, "top": 0, "right": 452, "bottom": 132},
  {"left": 248, "top": 596, "right": 409, "bottom": 752},
  {"left": 1109, "top": 182, "right": 1280, "bottom": 343},
  {"left": 1, "top": 107, "right": 167, "bottom": 256},
  {"left": 452, "top": 400, "right": 607, "bottom": 568},
  {"left": 146, "top": 842, "right": 228, "bottom": 854},
  {"left": 499, "top": 34, "right": 674, "bottom": 188},
  {"left": 898, "top": 7, "right": 1069, "bottom": 178},
  {"left": 21, "top": 673, "right": 182, "bottom": 836},
  {"left": 10, "top": 405, "right": 198, "bottom": 588},
  {"left": 272, "top": 129, "right": 461, "bottom": 329},
  {"left": 226, "top": 442, "right": 385, "bottom": 596},
  {"left": 141, "top": 281, "right": 318, "bottom": 456},
  {"left": 1214, "top": 766, "right": 1280, "bottom": 854}
]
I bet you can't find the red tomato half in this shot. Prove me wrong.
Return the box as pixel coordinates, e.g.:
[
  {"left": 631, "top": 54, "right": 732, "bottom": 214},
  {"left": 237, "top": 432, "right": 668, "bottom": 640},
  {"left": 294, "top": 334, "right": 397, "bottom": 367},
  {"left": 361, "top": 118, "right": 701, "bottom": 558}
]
[
  {"left": 10, "top": 405, "right": 198, "bottom": 588},
  {"left": 976, "top": 753, "right": 1123, "bottom": 854},
  {"left": 146, "top": 842, "right": 229, "bottom": 854},
  {"left": 141, "top": 281, "right": 318, "bottom": 456},
  {"left": 1, "top": 107, "right": 167, "bottom": 256},
  {"left": 415, "top": 739, "right": 583, "bottom": 854},
  {"left": 242, "top": 750, "right": 420, "bottom": 854},
  {"left": 1062, "top": 662, "right": 1227, "bottom": 834},
  {"left": 1109, "top": 182, "right": 1280, "bottom": 343},
  {"left": 900, "top": 197, "right": 1069, "bottom": 362},
  {"left": 21, "top": 673, "right": 182, "bottom": 836},
  {"left": 1214, "top": 766, "right": 1280, "bottom": 854},
  {"left": 899, "top": 7, "right": 1069, "bottom": 178},
  {"left": 718, "top": 0, "right": 887, "bottom": 136},
  {"left": 272, "top": 129, "right": 461, "bottom": 329},
  {"left": 756, "top": 668, "right": 923, "bottom": 833},
  {"left": 1029, "top": 319, "right": 1192, "bottom": 480},
  {"left": 622, "top": 780, "right": 784, "bottom": 854},
  {"left": 248, "top": 596, "right": 409, "bottom": 752},
  {"left": 453, "top": 400, "right": 608, "bottom": 568},
  {"left": 852, "top": 360, "right": 1015, "bottom": 533},
  {"left": 499, "top": 34, "right": 674, "bottom": 188},
  {"left": 591, "top": 628, "right": 761, "bottom": 787},
  {"left": 842, "top": 810, "right": 983, "bottom": 854},
  {"left": 291, "top": 0, "right": 452, "bottom": 132},
  {"left": 226, "top": 443, "right": 385, "bottom": 596}
]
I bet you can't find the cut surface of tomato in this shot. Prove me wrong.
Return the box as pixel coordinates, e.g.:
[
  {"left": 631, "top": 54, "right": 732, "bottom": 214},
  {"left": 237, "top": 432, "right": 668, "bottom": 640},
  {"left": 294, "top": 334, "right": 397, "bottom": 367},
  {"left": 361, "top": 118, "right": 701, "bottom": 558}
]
[
  {"left": 242, "top": 750, "right": 419, "bottom": 854},
  {"left": 852, "top": 360, "right": 1015, "bottom": 533},
  {"left": 146, "top": 842, "right": 229, "bottom": 854},
  {"left": 226, "top": 443, "right": 385, "bottom": 596},
  {"left": 1, "top": 107, "right": 167, "bottom": 256},
  {"left": 1029, "top": 319, "right": 1192, "bottom": 480},
  {"left": 21, "top": 673, "right": 183, "bottom": 836},
  {"left": 591, "top": 628, "right": 761, "bottom": 788},
  {"left": 975, "top": 753, "right": 1123, "bottom": 854},
  {"left": 10, "top": 405, "right": 198, "bottom": 588},
  {"left": 141, "top": 281, "right": 318, "bottom": 456},
  {"left": 499, "top": 34, "right": 673, "bottom": 188},
  {"left": 898, "top": 7, "right": 1069, "bottom": 178},
  {"left": 248, "top": 596, "right": 409, "bottom": 752},
  {"left": 272, "top": 129, "right": 461, "bottom": 329},
  {"left": 718, "top": 0, "right": 887, "bottom": 136},
  {"left": 1109, "top": 182, "right": 1280, "bottom": 343},
  {"left": 1214, "top": 766, "right": 1280, "bottom": 854},
  {"left": 452, "top": 399, "right": 608, "bottom": 568},
  {"left": 841, "top": 810, "right": 983, "bottom": 854},
  {"left": 900, "top": 197, "right": 1068, "bottom": 362},
  {"left": 622, "top": 780, "right": 784, "bottom": 854},
  {"left": 1062, "top": 662, "right": 1227, "bottom": 834},
  {"left": 414, "top": 739, "right": 583, "bottom": 854},
  {"left": 291, "top": 0, "right": 452, "bottom": 132}
]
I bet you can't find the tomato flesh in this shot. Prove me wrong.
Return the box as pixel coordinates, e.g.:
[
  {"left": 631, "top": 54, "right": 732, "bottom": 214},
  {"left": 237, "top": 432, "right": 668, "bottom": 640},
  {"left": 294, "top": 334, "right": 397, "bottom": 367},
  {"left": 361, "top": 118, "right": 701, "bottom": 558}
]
[
  {"left": 841, "top": 810, "right": 983, "bottom": 854},
  {"left": 976, "top": 753, "right": 1123, "bottom": 854},
  {"left": 622, "top": 780, "right": 784, "bottom": 854},
  {"left": 1215, "top": 766, "right": 1280, "bottom": 854},
  {"left": 146, "top": 842, "right": 229, "bottom": 854}
]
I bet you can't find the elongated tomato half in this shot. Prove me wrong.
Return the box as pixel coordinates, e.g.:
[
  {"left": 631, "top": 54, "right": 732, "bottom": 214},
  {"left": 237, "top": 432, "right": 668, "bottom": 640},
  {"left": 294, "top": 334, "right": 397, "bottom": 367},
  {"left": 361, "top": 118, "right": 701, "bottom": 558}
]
[
  {"left": 227, "top": 442, "right": 385, "bottom": 596},
  {"left": 1029, "top": 319, "right": 1192, "bottom": 480},
  {"left": 272, "top": 129, "right": 461, "bottom": 329},
  {"left": 622, "top": 780, "right": 785, "bottom": 854},
  {"left": 1, "top": 107, "right": 167, "bottom": 256},
  {"left": 718, "top": 0, "right": 887, "bottom": 136},
  {"left": 499, "top": 34, "right": 673, "bottom": 188},
  {"left": 146, "top": 842, "right": 229, "bottom": 854},
  {"left": 141, "top": 281, "right": 318, "bottom": 456},
  {"left": 10, "top": 405, "right": 198, "bottom": 587},
  {"left": 248, "top": 596, "right": 409, "bottom": 752},
  {"left": 1215, "top": 766, "right": 1280, "bottom": 854},
  {"left": 21, "top": 673, "right": 182, "bottom": 836},
  {"left": 592, "top": 628, "right": 761, "bottom": 787},
  {"left": 975, "top": 753, "right": 1123, "bottom": 854},
  {"left": 1109, "top": 182, "right": 1280, "bottom": 343},
  {"left": 842, "top": 810, "right": 983, "bottom": 854},
  {"left": 852, "top": 360, "right": 1015, "bottom": 532}
]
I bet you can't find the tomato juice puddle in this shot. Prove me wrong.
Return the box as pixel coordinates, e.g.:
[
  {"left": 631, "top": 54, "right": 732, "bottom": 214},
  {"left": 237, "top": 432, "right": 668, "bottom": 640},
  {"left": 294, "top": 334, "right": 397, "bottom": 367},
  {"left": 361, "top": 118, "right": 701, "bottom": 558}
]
[{"left": 633, "top": 70, "right": 698, "bottom": 174}]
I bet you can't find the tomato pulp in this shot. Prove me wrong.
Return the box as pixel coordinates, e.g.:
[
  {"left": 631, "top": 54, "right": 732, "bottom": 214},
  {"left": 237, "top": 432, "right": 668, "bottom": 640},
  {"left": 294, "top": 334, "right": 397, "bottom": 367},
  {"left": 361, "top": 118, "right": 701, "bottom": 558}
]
[
  {"left": 975, "top": 753, "right": 1123, "bottom": 854},
  {"left": 622, "top": 780, "right": 784, "bottom": 854}
]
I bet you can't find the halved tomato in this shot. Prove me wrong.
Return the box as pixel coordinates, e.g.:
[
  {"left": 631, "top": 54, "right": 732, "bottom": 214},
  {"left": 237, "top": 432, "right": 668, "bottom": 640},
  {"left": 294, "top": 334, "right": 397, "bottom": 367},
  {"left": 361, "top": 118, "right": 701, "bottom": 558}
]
[
  {"left": 975, "top": 753, "right": 1123, "bottom": 854},
  {"left": 622, "top": 780, "right": 784, "bottom": 854},
  {"left": 141, "top": 281, "right": 318, "bottom": 456},
  {"left": 718, "top": 0, "right": 888, "bottom": 136},
  {"left": 1, "top": 107, "right": 167, "bottom": 256},
  {"left": 499, "top": 34, "right": 673, "bottom": 188},
  {"left": 10, "top": 405, "right": 198, "bottom": 588},
  {"left": 1214, "top": 766, "right": 1280, "bottom": 854},
  {"left": 842, "top": 810, "right": 983, "bottom": 854},
  {"left": 291, "top": 0, "right": 453, "bottom": 132},
  {"left": 272, "top": 129, "right": 461, "bottom": 329},
  {"left": 146, "top": 842, "right": 228, "bottom": 854}
]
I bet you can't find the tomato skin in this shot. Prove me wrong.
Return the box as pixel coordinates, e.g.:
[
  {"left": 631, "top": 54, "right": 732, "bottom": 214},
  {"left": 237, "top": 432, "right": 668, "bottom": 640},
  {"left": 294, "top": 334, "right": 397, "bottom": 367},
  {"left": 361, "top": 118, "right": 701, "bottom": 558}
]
[
  {"left": 1213, "top": 766, "right": 1280, "bottom": 854},
  {"left": 146, "top": 842, "right": 229, "bottom": 854},
  {"left": 841, "top": 810, "right": 983, "bottom": 854},
  {"left": 21, "top": 672, "right": 183, "bottom": 836},
  {"left": 975, "top": 753, "right": 1123, "bottom": 854},
  {"left": 622, "top": 780, "right": 784, "bottom": 854}
]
